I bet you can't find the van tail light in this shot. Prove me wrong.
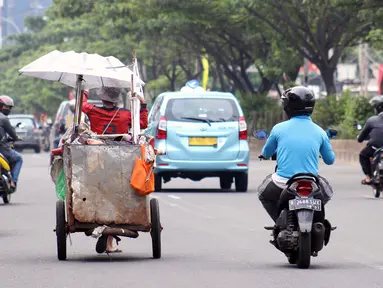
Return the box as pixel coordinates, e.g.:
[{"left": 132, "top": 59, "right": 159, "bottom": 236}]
[
  {"left": 239, "top": 116, "right": 247, "bottom": 140},
  {"left": 296, "top": 180, "right": 313, "bottom": 197},
  {"left": 156, "top": 116, "right": 167, "bottom": 139}
]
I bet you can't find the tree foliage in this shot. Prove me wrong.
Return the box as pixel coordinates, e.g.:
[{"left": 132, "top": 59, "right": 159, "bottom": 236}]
[
  {"left": 0, "top": 0, "right": 379, "bottom": 120},
  {"left": 243, "top": 0, "right": 381, "bottom": 94},
  {"left": 312, "top": 91, "right": 374, "bottom": 138}
]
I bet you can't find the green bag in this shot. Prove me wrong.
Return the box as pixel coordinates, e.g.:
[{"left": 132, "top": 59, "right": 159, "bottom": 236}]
[{"left": 56, "top": 169, "right": 66, "bottom": 200}]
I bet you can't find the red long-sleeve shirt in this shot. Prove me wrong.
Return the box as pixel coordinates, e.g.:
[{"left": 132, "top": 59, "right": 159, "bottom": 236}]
[{"left": 81, "top": 91, "right": 148, "bottom": 135}]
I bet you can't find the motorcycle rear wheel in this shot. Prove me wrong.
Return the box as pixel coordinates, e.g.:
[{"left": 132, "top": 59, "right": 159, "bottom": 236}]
[{"left": 297, "top": 232, "right": 311, "bottom": 269}]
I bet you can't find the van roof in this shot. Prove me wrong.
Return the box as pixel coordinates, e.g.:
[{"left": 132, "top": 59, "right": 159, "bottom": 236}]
[
  {"left": 9, "top": 114, "right": 35, "bottom": 118},
  {"left": 157, "top": 91, "right": 237, "bottom": 100}
]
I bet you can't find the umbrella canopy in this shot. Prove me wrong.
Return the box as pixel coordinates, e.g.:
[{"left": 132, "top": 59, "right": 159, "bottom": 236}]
[{"left": 18, "top": 50, "right": 145, "bottom": 90}]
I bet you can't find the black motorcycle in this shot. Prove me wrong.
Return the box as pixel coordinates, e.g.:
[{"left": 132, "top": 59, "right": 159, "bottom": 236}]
[
  {"left": 354, "top": 122, "right": 383, "bottom": 198},
  {"left": 253, "top": 129, "right": 337, "bottom": 269},
  {"left": 368, "top": 148, "right": 383, "bottom": 198},
  {"left": 0, "top": 123, "right": 24, "bottom": 204}
]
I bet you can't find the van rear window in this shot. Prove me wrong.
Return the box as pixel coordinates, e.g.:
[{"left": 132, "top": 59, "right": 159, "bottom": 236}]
[{"left": 165, "top": 98, "right": 239, "bottom": 122}]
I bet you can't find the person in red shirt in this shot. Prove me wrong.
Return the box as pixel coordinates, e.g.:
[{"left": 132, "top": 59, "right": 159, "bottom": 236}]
[
  {"left": 82, "top": 87, "right": 148, "bottom": 253},
  {"left": 82, "top": 87, "right": 148, "bottom": 135}
]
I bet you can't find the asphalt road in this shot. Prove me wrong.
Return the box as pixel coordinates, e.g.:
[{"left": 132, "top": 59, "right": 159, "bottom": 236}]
[{"left": 1, "top": 152, "right": 383, "bottom": 288}]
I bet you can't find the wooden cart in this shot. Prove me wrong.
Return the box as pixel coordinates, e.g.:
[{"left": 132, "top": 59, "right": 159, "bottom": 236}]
[{"left": 55, "top": 143, "right": 161, "bottom": 260}]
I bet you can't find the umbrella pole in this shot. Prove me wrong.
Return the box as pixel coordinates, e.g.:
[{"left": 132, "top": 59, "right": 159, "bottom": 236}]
[
  {"left": 131, "top": 52, "right": 142, "bottom": 145},
  {"left": 74, "top": 74, "right": 83, "bottom": 135},
  {"left": 131, "top": 73, "right": 137, "bottom": 144}
]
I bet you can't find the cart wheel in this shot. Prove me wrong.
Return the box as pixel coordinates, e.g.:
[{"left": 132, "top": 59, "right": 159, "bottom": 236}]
[
  {"left": 56, "top": 200, "right": 67, "bottom": 260},
  {"left": 150, "top": 198, "right": 161, "bottom": 259}
]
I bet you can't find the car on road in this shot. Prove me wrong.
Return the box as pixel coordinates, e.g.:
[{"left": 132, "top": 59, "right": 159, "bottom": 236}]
[
  {"left": 50, "top": 99, "right": 103, "bottom": 150},
  {"left": 146, "top": 91, "right": 250, "bottom": 192},
  {"left": 9, "top": 114, "right": 42, "bottom": 153}
]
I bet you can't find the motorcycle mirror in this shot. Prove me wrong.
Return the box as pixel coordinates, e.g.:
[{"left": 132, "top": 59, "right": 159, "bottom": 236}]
[
  {"left": 353, "top": 120, "right": 362, "bottom": 130},
  {"left": 356, "top": 124, "right": 362, "bottom": 130},
  {"left": 16, "top": 122, "right": 24, "bottom": 128},
  {"left": 252, "top": 129, "right": 268, "bottom": 140},
  {"left": 326, "top": 128, "right": 338, "bottom": 139}
]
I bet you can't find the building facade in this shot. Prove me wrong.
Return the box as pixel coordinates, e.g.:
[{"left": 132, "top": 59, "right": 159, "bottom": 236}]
[{"left": 0, "top": 0, "right": 52, "bottom": 44}]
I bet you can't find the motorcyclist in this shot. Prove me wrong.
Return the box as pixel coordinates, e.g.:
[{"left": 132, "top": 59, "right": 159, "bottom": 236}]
[
  {"left": 53, "top": 100, "right": 78, "bottom": 149},
  {"left": 357, "top": 95, "right": 383, "bottom": 185},
  {"left": 43, "top": 118, "right": 53, "bottom": 151},
  {"left": 0, "top": 95, "right": 23, "bottom": 192},
  {"left": 257, "top": 86, "right": 335, "bottom": 225},
  {"left": 82, "top": 87, "right": 148, "bottom": 253}
]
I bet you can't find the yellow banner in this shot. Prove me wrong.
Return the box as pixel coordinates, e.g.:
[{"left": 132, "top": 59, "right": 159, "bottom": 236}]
[{"left": 201, "top": 55, "right": 209, "bottom": 90}]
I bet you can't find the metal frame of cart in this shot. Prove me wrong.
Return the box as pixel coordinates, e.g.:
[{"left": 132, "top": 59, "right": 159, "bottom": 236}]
[{"left": 54, "top": 143, "right": 162, "bottom": 260}]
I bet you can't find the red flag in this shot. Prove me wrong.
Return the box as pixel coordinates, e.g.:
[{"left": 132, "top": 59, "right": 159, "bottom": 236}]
[{"left": 378, "top": 64, "right": 383, "bottom": 95}]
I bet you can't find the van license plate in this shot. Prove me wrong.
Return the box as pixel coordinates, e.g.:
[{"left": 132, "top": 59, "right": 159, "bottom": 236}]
[
  {"left": 189, "top": 137, "right": 217, "bottom": 146},
  {"left": 289, "top": 198, "right": 321, "bottom": 211}
]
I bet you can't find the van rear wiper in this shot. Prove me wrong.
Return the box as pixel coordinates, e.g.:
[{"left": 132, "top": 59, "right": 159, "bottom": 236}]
[{"left": 181, "top": 117, "right": 211, "bottom": 126}]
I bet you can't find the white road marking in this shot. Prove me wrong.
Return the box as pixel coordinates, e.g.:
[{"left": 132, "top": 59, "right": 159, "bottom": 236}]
[{"left": 168, "top": 194, "right": 181, "bottom": 200}]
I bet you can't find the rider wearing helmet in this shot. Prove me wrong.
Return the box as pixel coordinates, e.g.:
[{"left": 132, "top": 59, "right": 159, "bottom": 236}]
[
  {"left": 257, "top": 86, "right": 335, "bottom": 225},
  {"left": 46, "top": 118, "right": 53, "bottom": 126},
  {"left": 357, "top": 95, "right": 383, "bottom": 185},
  {"left": 0, "top": 95, "right": 23, "bottom": 191}
]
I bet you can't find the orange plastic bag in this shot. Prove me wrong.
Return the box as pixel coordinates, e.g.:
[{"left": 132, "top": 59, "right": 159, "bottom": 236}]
[{"left": 130, "top": 145, "right": 155, "bottom": 196}]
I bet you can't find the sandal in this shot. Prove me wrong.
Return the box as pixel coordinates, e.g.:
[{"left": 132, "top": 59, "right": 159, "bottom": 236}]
[
  {"left": 361, "top": 179, "right": 372, "bottom": 185},
  {"left": 106, "top": 248, "right": 122, "bottom": 253}
]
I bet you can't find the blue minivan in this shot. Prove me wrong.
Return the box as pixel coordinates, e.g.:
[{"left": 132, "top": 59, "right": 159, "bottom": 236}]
[{"left": 146, "top": 91, "right": 250, "bottom": 192}]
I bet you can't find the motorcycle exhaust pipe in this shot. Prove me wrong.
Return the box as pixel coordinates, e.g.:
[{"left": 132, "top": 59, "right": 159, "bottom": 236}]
[{"left": 311, "top": 222, "right": 325, "bottom": 252}]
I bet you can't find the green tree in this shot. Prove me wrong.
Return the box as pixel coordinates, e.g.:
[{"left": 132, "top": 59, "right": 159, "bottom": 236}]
[{"left": 243, "top": 0, "right": 380, "bottom": 94}]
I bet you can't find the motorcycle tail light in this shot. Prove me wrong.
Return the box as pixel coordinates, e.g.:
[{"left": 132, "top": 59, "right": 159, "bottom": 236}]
[{"left": 296, "top": 180, "right": 313, "bottom": 197}]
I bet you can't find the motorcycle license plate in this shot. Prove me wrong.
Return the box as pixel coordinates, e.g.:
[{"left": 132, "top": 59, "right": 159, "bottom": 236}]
[{"left": 289, "top": 198, "right": 321, "bottom": 211}]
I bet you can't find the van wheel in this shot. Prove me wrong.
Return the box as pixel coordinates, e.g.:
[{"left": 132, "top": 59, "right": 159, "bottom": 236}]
[
  {"left": 235, "top": 172, "right": 248, "bottom": 192},
  {"left": 34, "top": 145, "right": 41, "bottom": 154},
  {"left": 220, "top": 177, "right": 232, "bottom": 190},
  {"left": 297, "top": 232, "right": 311, "bottom": 269},
  {"left": 155, "top": 174, "right": 162, "bottom": 192}
]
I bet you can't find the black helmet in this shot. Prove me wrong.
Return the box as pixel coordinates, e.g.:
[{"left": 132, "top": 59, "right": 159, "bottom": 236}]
[
  {"left": 369, "top": 95, "right": 383, "bottom": 114},
  {"left": 281, "top": 86, "right": 315, "bottom": 118}
]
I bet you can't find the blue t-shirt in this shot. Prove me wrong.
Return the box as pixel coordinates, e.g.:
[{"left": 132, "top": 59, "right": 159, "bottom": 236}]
[{"left": 261, "top": 116, "right": 335, "bottom": 178}]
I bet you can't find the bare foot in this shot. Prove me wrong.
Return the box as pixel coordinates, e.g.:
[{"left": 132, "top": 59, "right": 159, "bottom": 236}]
[
  {"left": 361, "top": 177, "right": 372, "bottom": 184},
  {"left": 105, "top": 236, "right": 122, "bottom": 253}
]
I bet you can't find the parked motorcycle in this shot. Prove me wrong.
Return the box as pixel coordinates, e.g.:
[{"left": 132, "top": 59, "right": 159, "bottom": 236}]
[
  {"left": 0, "top": 122, "right": 24, "bottom": 204},
  {"left": 354, "top": 121, "right": 383, "bottom": 197},
  {"left": 253, "top": 128, "right": 337, "bottom": 269}
]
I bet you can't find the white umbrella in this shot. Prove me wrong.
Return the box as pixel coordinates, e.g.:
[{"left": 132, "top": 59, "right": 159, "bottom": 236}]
[
  {"left": 19, "top": 50, "right": 145, "bottom": 130},
  {"left": 18, "top": 50, "right": 145, "bottom": 90}
]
